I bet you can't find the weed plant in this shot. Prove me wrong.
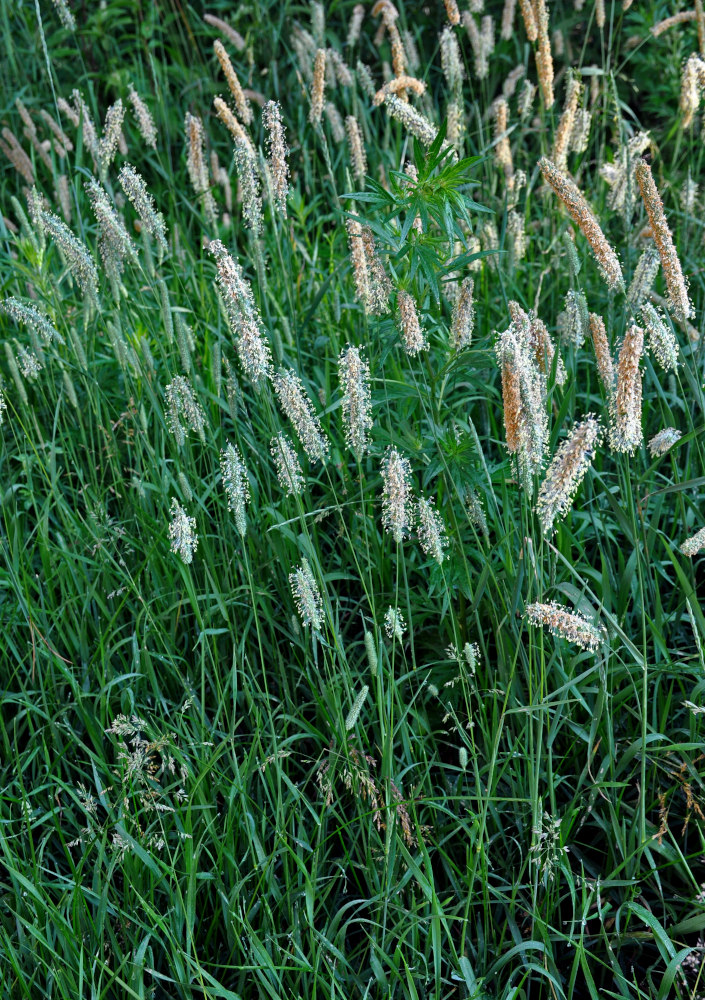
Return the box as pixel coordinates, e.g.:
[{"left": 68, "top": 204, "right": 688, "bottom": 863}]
[{"left": 1, "top": 1, "right": 705, "bottom": 997}]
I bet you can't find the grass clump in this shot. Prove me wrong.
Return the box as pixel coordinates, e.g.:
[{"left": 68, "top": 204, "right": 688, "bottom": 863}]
[{"left": 1, "top": 1, "right": 705, "bottom": 997}]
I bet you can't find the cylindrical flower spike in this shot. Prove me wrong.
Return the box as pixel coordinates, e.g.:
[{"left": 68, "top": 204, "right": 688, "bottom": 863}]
[
  {"left": 539, "top": 156, "right": 624, "bottom": 292},
  {"left": 609, "top": 324, "right": 644, "bottom": 453},
  {"left": 536, "top": 415, "right": 601, "bottom": 533},
  {"left": 635, "top": 159, "right": 694, "bottom": 323}
]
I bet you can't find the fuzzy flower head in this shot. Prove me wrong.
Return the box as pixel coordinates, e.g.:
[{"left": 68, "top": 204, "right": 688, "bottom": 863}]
[
  {"left": 381, "top": 447, "right": 414, "bottom": 543},
  {"left": 384, "top": 606, "right": 407, "bottom": 643},
  {"left": 273, "top": 369, "right": 329, "bottom": 464},
  {"left": 609, "top": 324, "right": 644, "bottom": 454},
  {"left": 270, "top": 433, "right": 304, "bottom": 496},
  {"left": 397, "top": 289, "right": 428, "bottom": 356},
  {"left": 208, "top": 239, "right": 272, "bottom": 384},
  {"left": 536, "top": 415, "right": 601, "bottom": 534},
  {"left": 339, "top": 345, "right": 372, "bottom": 457},
  {"left": 451, "top": 277, "right": 475, "bottom": 351},
  {"left": 263, "top": 100, "right": 289, "bottom": 216},
  {"left": 289, "top": 558, "right": 324, "bottom": 630},
  {"left": 220, "top": 442, "right": 250, "bottom": 537},
  {"left": 168, "top": 498, "right": 198, "bottom": 564},
  {"left": 164, "top": 376, "right": 206, "bottom": 447},
  {"left": 680, "top": 527, "right": 705, "bottom": 558},
  {"left": 118, "top": 164, "right": 167, "bottom": 253},
  {"left": 416, "top": 497, "right": 448, "bottom": 564},
  {"left": 525, "top": 601, "right": 605, "bottom": 651},
  {"left": 648, "top": 427, "right": 681, "bottom": 458},
  {"left": 641, "top": 302, "right": 679, "bottom": 372}
]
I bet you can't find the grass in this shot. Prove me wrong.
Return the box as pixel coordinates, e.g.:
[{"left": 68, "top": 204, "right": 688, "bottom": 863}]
[{"left": 1, "top": 0, "right": 705, "bottom": 997}]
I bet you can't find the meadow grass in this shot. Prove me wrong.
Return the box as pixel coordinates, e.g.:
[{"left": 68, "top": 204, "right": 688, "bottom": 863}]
[{"left": 1, "top": 1, "right": 705, "bottom": 997}]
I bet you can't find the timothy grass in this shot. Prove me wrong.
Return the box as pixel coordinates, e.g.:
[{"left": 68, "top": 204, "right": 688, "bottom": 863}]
[{"left": 1, "top": 1, "right": 705, "bottom": 998}]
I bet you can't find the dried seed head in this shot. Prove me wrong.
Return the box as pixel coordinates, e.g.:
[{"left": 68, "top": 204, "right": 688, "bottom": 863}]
[
  {"left": 263, "top": 101, "right": 289, "bottom": 216},
  {"left": 552, "top": 74, "right": 582, "bottom": 172},
  {"left": 451, "top": 277, "right": 475, "bottom": 350},
  {"left": 381, "top": 447, "right": 414, "bottom": 543},
  {"left": 525, "top": 601, "right": 605, "bottom": 650},
  {"left": 220, "top": 442, "right": 250, "bottom": 537},
  {"left": 534, "top": 0, "right": 554, "bottom": 107},
  {"left": 290, "top": 558, "right": 324, "bottom": 630},
  {"left": 397, "top": 289, "right": 428, "bottom": 355},
  {"left": 345, "top": 116, "right": 367, "bottom": 181},
  {"left": 164, "top": 376, "right": 206, "bottom": 446},
  {"left": 0, "top": 128, "right": 34, "bottom": 184},
  {"left": 373, "top": 75, "right": 426, "bottom": 107},
  {"left": 539, "top": 156, "right": 624, "bottom": 292},
  {"left": 384, "top": 606, "right": 407, "bottom": 642},
  {"left": 648, "top": 427, "right": 681, "bottom": 457},
  {"left": 309, "top": 49, "right": 327, "bottom": 126},
  {"left": 609, "top": 323, "right": 644, "bottom": 453},
  {"left": 496, "top": 319, "right": 548, "bottom": 489},
  {"left": 209, "top": 239, "right": 272, "bottom": 384},
  {"left": 185, "top": 113, "right": 217, "bottom": 224},
  {"left": 214, "top": 40, "right": 252, "bottom": 125},
  {"left": 204, "top": 13, "right": 245, "bottom": 49},
  {"left": 273, "top": 369, "right": 330, "bottom": 464},
  {"left": 635, "top": 159, "right": 694, "bottom": 323},
  {"left": 588, "top": 312, "right": 614, "bottom": 394},
  {"left": 270, "top": 432, "right": 305, "bottom": 496},
  {"left": 118, "top": 164, "right": 167, "bottom": 253},
  {"left": 127, "top": 85, "right": 157, "bottom": 149},
  {"left": 680, "top": 527, "right": 705, "bottom": 558},
  {"left": 444, "top": 0, "right": 461, "bottom": 25},
  {"left": 168, "top": 498, "right": 198, "bottom": 564},
  {"left": 492, "top": 98, "right": 513, "bottom": 178},
  {"left": 339, "top": 345, "right": 373, "bottom": 457},
  {"left": 416, "top": 497, "right": 448, "bottom": 564},
  {"left": 536, "top": 415, "right": 600, "bottom": 533},
  {"left": 518, "top": 0, "right": 538, "bottom": 40},
  {"left": 641, "top": 301, "right": 679, "bottom": 371},
  {"left": 213, "top": 96, "right": 254, "bottom": 155}
]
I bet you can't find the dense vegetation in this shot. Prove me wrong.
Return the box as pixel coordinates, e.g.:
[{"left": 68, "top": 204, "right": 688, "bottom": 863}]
[{"left": 1, "top": 1, "right": 704, "bottom": 997}]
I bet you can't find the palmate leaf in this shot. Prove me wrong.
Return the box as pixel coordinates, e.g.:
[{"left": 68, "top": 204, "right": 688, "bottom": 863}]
[{"left": 343, "top": 125, "right": 489, "bottom": 302}]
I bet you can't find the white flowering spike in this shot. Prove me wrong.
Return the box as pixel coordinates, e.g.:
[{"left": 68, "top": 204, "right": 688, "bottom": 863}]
[
  {"left": 273, "top": 369, "right": 329, "bottom": 464},
  {"left": 339, "top": 345, "right": 372, "bottom": 457},
  {"left": 381, "top": 447, "right": 414, "bottom": 543},
  {"left": 289, "top": 558, "right": 324, "bottom": 630},
  {"left": 168, "top": 498, "right": 198, "bottom": 564},
  {"left": 270, "top": 433, "right": 305, "bottom": 496},
  {"left": 384, "top": 606, "right": 407, "bottom": 643},
  {"left": 164, "top": 376, "right": 205, "bottom": 446},
  {"left": 416, "top": 497, "right": 448, "bottom": 564},
  {"left": 220, "top": 442, "right": 250, "bottom": 537}
]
